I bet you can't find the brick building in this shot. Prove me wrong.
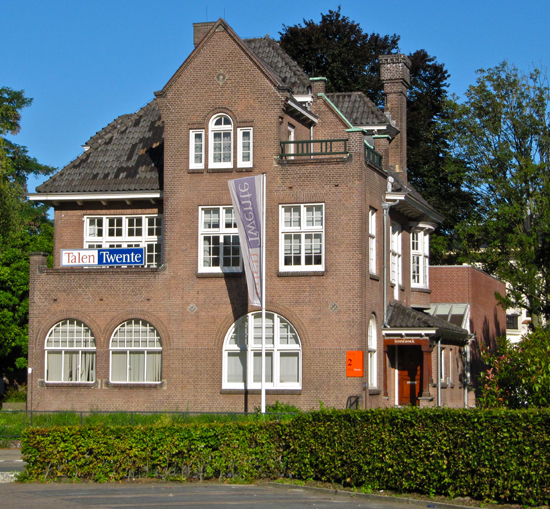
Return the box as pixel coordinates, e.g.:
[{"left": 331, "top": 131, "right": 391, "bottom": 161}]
[
  {"left": 28, "top": 19, "right": 470, "bottom": 411},
  {"left": 429, "top": 265, "right": 507, "bottom": 405}
]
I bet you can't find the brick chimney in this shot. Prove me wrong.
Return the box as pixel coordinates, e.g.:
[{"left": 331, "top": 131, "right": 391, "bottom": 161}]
[
  {"left": 379, "top": 54, "right": 411, "bottom": 182},
  {"left": 193, "top": 22, "right": 216, "bottom": 47}
]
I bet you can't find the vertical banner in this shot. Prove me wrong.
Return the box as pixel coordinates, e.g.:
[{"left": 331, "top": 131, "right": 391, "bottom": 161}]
[{"left": 228, "top": 175, "right": 264, "bottom": 307}]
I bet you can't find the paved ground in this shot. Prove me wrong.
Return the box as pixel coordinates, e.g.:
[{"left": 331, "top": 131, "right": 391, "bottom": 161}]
[{"left": 0, "top": 482, "right": 453, "bottom": 509}]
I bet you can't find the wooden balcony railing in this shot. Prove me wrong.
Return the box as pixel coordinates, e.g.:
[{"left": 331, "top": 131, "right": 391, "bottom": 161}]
[
  {"left": 279, "top": 138, "right": 348, "bottom": 159},
  {"left": 365, "top": 144, "right": 383, "bottom": 169}
]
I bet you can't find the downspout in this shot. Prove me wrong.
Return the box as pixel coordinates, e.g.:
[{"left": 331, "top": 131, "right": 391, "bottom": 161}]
[
  {"left": 437, "top": 338, "right": 442, "bottom": 407},
  {"left": 382, "top": 180, "right": 397, "bottom": 327}
]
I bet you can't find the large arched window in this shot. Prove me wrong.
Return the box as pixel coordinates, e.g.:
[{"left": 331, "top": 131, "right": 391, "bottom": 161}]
[
  {"left": 223, "top": 312, "right": 301, "bottom": 389},
  {"left": 45, "top": 320, "right": 96, "bottom": 382},
  {"left": 368, "top": 315, "right": 377, "bottom": 388},
  {"left": 209, "top": 114, "right": 233, "bottom": 169},
  {"left": 110, "top": 319, "right": 162, "bottom": 383}
]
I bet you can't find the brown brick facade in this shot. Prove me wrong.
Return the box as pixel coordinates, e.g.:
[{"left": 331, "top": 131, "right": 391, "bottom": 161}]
[{"left": 28, "top": 20, "right": 469, "bottom": 412}]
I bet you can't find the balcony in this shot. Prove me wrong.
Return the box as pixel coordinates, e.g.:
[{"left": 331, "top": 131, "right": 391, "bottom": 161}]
[
  {"left": 365, "top": 144, "right": 383, "bottom": 169},
  {"left": 279, "top": 139, "right": 349, "bottom": 159}
]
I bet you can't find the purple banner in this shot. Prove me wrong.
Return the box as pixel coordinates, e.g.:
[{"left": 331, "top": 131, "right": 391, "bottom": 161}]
[{"left": 228, "top": 175, "right": 263, "bottom": 306}]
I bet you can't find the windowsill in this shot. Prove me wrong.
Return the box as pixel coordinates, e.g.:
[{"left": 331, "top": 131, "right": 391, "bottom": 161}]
[
  {"left": 369, "top": 273, "right": 380, "bottom": 281},
  {"left": 411, "top": 286, "right": 432, "bottom": 294},
  {"left": 208, "top": 167, "right": 233, "bottom": 173},
  {"left": 368, "top": 388, "right": 381, "bottom": 396},
  {"left": 188, "top": 168, "right": 204, "bottom": 174},
  {"left": 196, "top": 271, "right": 244, "bottom": 278},
  {"left": 278, "top": 270, "right": 325, "bottom": 277},
  {"left": 39, "top": 380, "right": 98, "bottom": 388},
  {"left": 430, "top": 382, "right": 448, "bottom": 389},
  {"left": 221, "top": 389, "right": 302, "bottom": 395},
  {"left": 105, "top": 380, "right": 166, "bottom": 388},
  {"left": 236, "top": 167, "right": 253, "bottom": 172}
]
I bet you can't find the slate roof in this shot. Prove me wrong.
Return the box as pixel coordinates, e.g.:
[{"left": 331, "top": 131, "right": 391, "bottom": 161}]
[
  {"left": 244, "top": 37, "right": 311, "bottom": 95},
  {"left": 325, "top": 92, "right": 388, "bottom": 126},
  {"left": 36, "top": 100, "right": 163, "bottom": 194},
  {"left": 386, "top": 301, "right": 468, "bottom": 341}
]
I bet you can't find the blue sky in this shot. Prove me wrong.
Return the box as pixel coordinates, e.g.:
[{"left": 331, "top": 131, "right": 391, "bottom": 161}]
[{"left": 4, "top": 0, "right": 549, "bottom": 193}]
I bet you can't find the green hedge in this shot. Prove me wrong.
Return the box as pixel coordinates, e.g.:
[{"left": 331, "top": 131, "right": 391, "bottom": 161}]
[{"left": 21, "top": 408, "right": 550, "bottom": 505}]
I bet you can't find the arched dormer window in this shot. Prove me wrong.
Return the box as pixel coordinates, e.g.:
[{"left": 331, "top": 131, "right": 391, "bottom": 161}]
[{"left": 209, "top": 114, "right": 233, "bottom": 169}]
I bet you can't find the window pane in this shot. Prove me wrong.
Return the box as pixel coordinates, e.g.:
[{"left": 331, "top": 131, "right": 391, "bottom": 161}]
[
  {"left": 229, "top": 320, "right": 248, "bottom": 347},
  {"left": 253, "top": 352, "right": 273, "bottom": 383},
  {"left": 203, "top": 209, "right": 220, "bottom": 229},
  {"left": 203, "top": 236, "right": 220, "bottom": 267},
  {"left": 224, "top": 208, "right": 236, "bottom": 229},
  {"left": 279, "top": 352, "right": 299, "bottom": 383},
  {"left": 222, "top": 235, "right": 240, "bottom": 268},
  {"left": 146, "top": 352, "right": 162, "bottom": 382},
  {"left": 46, "top": 352, "right": 62, "bottom": 381},
  {"left": 227, "top": 352, "right": 246, "bottom": 382},
  {"left": 306, "top": 205, "right": 323, "bottom": 227},
  {"left": 111, "top": 352, "right": 127, "bottom": 382},
  {"left": 108, "top": 218, "right": 123, "bottom": 237},
  {"left": 88, "top": 218, "right": 103, "bottom": 238},
  {"left": 254, "top": 313, "right": 274, "bottom": 346},
  {"left": 284, "top": 234, "right": 301, "bottom": 266},
  {"left": 129, "top": 352, "right": 145, "bottom": 382},
  {"left": 283, "top": 206, "right": 300, "bottom": 228},
  {"left": 63, "top": 352, "right": 79, "bottom": 382},
  {"left": 194, "top": 132, "right": 203, "bottom": 164},
  {"left": 127, "top": 218, "right": 143, "bottom": 237},
  {"left": 304, "top": 234, "right": 322, "bottom": 266},
  {"left": 241, "top": 131, "right": 251, "bottom": 162},
  {"left": 279, "top": 320, "right": 298, "bottom": 345},
  {"left": 81, "top": 352, "right": 96, "bottom": 382}
]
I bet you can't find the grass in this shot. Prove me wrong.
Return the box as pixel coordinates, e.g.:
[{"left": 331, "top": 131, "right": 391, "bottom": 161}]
[{"left": 0, "top": 409, "right": 298, "bottom": 443}]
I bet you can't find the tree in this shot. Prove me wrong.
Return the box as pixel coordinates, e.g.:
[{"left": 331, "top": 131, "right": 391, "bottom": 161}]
[
  {"left": 478, "top": 329, "right": 550, "bottom": 408},
  {"left": 279, "top": 8, "right": 474, "bottom": 263},
  {"left": 0, "top": 87, "right": 54, "bottom": 382},
  {"left": 448, "top": 63, "right": 550, "bottom": 321}
]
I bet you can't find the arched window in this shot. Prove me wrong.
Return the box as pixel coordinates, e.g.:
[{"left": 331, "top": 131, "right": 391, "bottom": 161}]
[
  {"left": 110, "top": 319, "right": 162, "bottom": 383},
  {"left": 45, "top": 320, "right": 96, "bottom": 382},
  {"left": 368, "top": 315, "right": 377, "bottom": 388},
  {"left": 209, "top": 114, "right": 233, "bottom": 168},
  {"left": 223, "top": 312, "right": 301, "bottom": 389}
]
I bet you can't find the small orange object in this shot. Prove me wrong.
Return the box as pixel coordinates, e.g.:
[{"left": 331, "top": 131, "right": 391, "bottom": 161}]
[{"left": 346, "top": 351, "right": 364, "bottom": 377}]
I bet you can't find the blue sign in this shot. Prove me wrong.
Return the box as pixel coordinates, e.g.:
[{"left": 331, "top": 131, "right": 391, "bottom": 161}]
[{"left": 61, "top": 248, "right": 145, "bottom": 267}]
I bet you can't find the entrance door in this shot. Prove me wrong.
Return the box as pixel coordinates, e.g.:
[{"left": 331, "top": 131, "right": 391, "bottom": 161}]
[{"left": 398, "top": 346, "right": 423, "bottom": 406}]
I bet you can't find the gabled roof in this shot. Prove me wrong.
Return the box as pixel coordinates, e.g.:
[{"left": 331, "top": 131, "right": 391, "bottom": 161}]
[
  {"left": 36, "top": 101, "right": 163, "bottom": 194},
  {"left": 325, "top": 92, "right": 388, "bottom": 126},
  {"left": 244, "top": 37, "right": 311, "bottom": 95}
]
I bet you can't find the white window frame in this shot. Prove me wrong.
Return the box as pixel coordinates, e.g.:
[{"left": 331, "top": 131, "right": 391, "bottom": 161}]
[
  {"left": 279, "top": 203, "right": 325, "bottom": 272},
  {"left": 369, "top": 208, "right": 377, "bottom": 274},
  {"left": 189, "top": 129, "right": 205, "bottom": 169},
  {"left": 237, "top": 127, "right": 253, "bottom": 168},
  {"left": 209, "top": 114, "right": 233, "bottom": 169},
  {"left": 84, "top": 215, "right": 163, "bottom": 268},
  {"left": 222, "top": 311, "right": 302, "bottom": 390},
  {"left": 109, "top": 319, "right": 162, "bottom": 384},
  {"left": 411, "top": 229, "right": 430, "bottom": 288},
  {"left": 45, "top": 320, "right": 96, "bottom": 383},
  {"left": 390, "top": 222, "right": 402, "bottom": 299},
  {"left": 368, "top": 315, "right": 377, "bottom": 388},
  {"left": 440, "top": 346, "right": 446, "bottom": 383},
  {"left": 198, "top": 206, "right": 242, "bottom": 273}
]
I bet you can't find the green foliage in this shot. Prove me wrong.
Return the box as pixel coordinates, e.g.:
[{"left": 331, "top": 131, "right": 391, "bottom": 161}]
[
  {"left": 19, "top": 408, "right": 550, "bottom": 505},
  {"left": 448, "top": 63, "right": 550, "bottom": 320},
  {"left": 0, "top": 86, "right": 55, "bottom": 381},
  {"left": 478, "top": 328, "right": 550, "bottom": 408},
  {"left": 2, "top": 383, "right": 26, "bottom": 402}
]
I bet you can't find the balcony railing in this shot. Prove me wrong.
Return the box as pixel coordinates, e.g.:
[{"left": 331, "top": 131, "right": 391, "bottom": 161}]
[
  {"left": 279, "top": 138, "right": 348, "bottom": 159},
  {"left": 365, "top": 144, "right": 383, "bottom": 169}
]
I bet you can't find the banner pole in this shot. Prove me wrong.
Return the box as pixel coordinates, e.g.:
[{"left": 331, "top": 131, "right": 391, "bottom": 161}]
[{"left": 261, "top": 173, "right": 267, "bottom": 414}]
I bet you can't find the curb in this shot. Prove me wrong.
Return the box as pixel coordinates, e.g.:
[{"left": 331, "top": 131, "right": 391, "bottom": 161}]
[{"left": 267, "top": 482, "right": 473, "bottom": 509}]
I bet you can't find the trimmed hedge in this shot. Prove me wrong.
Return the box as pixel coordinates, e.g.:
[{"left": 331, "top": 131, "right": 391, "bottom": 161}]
[{"left": 21, "top": 408, "right": 550, "bottom": 505}]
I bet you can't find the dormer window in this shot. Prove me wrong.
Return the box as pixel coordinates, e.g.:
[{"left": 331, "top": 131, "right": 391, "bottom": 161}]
[{"left": 209, "top": 114, "right": 233, "bottom": 169}]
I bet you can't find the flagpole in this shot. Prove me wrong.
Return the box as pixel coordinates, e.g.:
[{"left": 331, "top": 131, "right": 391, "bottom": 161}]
[{"left": 261, "top": 173, "right": 267, "bottom": 414}]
